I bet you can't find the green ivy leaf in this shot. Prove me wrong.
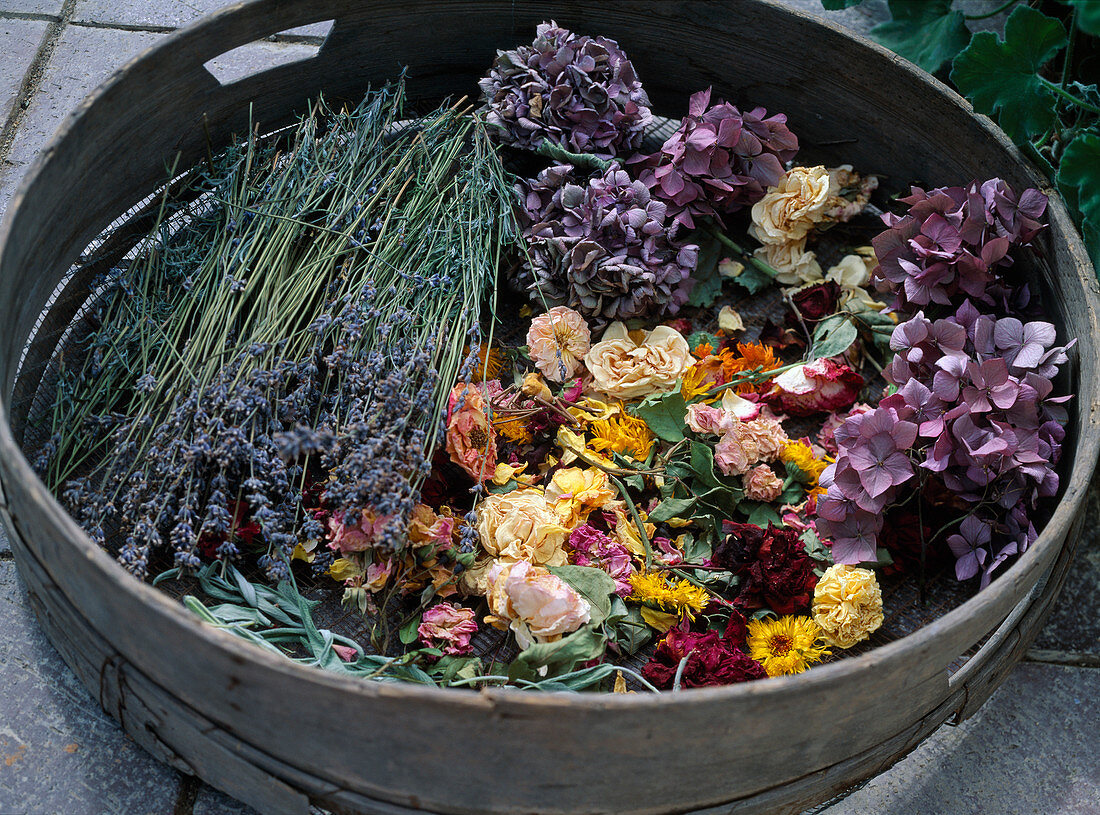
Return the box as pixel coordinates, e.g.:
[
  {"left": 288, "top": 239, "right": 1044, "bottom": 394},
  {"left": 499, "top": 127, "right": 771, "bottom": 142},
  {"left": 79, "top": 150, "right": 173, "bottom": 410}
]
[
  {"left": 632, "top": 390, "right": 687, "bottom": 442},
  {"left": 950, "top": 6, "right": 1068, "bottom": 144},
  {"left": 548, "top": 565, "right": 616, "bottom": 625},
  {"left": 821, "top": 0, "right": 863, "bottom": 8},
  {"left": 871, "top": 0, "right": 971, "bottom": 74},
  {"left": 1058, "top": 131, "right": 1100, "bottom": 271}
]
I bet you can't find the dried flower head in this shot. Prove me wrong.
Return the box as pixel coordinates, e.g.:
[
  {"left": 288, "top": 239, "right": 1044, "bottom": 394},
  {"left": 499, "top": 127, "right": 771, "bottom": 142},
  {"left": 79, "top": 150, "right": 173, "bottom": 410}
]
[
  {"left": 479, "top": 21, "right": 652, "bottom": 158},
  {"left": 746, "top": 615, "right": 829, "bottom": 676},
  {"left": 630, "top": 87, "right": 799, "bottom": 231}
]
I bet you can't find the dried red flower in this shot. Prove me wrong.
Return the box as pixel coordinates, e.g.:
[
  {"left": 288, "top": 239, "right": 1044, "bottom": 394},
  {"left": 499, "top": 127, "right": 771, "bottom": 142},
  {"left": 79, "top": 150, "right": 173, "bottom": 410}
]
[
  {"left": 642, "top": 626, "right": 766, "bottom": 689},
  {"left": 714, "top": 522, "right": 819, "bottom": 615}
]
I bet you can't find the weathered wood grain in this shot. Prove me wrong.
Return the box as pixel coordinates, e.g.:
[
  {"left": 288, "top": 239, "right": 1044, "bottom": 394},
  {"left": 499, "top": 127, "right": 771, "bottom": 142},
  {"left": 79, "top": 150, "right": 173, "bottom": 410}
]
[{"left": 0, "top": 1, "right": 1097, "bottom": 814}]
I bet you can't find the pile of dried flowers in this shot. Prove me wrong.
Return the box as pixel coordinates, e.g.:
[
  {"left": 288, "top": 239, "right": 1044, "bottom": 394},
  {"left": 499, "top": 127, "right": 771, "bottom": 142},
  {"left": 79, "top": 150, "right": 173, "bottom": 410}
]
[{"left": 41, "top": 22, "right": 1074, "bottom": 692}]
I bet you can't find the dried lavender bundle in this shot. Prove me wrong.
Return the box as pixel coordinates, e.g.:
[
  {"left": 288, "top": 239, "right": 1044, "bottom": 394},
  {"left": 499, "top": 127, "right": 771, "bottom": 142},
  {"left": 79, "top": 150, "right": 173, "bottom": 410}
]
[{"left": 43, "top": 80, "right": 520, "bottom": 581}]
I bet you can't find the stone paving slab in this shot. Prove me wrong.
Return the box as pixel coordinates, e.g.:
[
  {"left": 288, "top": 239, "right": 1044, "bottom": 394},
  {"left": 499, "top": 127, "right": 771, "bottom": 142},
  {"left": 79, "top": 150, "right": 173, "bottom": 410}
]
[
  {"left": 0, "top": 0, "right": 63, "bottom": 17},
  {"left": 822, "top": 662, "right": 1100, "bottom": 815},
  {"left": 0, "top": 562, "right": 183, "bottom": 815},
  {"left": 0, "top": 24, "right": 166, "bottom": 220},
  {"left": 0, "top": 19, "right": 47, "bottom": 125},
  {"left": 71, "top": 0, "right": 333, "bottom": 37}
]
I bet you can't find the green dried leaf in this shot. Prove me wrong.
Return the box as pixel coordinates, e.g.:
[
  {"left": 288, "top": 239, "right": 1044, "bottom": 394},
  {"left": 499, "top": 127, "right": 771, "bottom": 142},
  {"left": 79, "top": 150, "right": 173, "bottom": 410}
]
[
  {"left": 950, "top": 6, "right": 1068, "bottom": 143},
  {"left": 534, "top": 140, "right": 613, "bottom": 174},
  {"left": 398, "top": 612, "right": 423, "bottom": 644},
  {"left": 508, "top": 624, "right": 607, "bottom": 681},
  {"left": 1057, "top": 131, "right": 1100, "bottom": 271},
  {"left": 685, "top": 231, "right": 725, "bottom": 307},
  {"left": 872, "top": 0, "right": 971, "bottom": 74},
  {"left": 649, "top": 496, "right": 698, "bottom": 523},
  {"left": 632, "top": 390, "right": 687, "bottom": 442},
  {"left": 810, "top": 316, "right": 858, "bottom": 360}
]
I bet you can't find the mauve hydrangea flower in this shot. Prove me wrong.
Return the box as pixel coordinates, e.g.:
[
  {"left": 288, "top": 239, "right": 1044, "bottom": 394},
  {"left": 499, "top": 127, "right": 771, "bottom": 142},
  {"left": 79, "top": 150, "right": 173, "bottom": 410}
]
[
  {"left": 478, "top": 21, "right": 651, "bottom": 158},
  {"left": 947, "top": 516, "right": 991, "bottom": 581},
  {"left": 629, "top": 87, "right": 799, "bottom": 231},
  {"left": 872, "top": 178, "right": 1047, "bottom": 311},
  {"left": 515, "top": 163, "right": 698, "bottom": 323}
]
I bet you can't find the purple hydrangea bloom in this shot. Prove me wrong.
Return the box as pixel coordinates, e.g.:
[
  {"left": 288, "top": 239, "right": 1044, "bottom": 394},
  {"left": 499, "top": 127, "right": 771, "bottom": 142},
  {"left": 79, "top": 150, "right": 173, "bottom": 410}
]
[
  {"left": 947, "top": 515, "right": 990, "bottom": 581},
  {"left": 479, "top": 21, "right": 652, "bottom": 158},
  {"left": 628, "top": 87, "right": 798, "bottom": 231},
  {"left": 872, "top": 179, "right": 1048, "bottom": 311},
  {"left": 514, "top": 163, "right": 697, "bottom": 324}
]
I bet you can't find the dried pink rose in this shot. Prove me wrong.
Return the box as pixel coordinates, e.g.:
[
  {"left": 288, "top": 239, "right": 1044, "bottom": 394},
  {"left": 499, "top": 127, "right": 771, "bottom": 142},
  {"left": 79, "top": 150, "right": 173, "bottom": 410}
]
[
  {"left": 686, "top": 402, "right": 732, "bottom": 436},
  {"left": 326, "top": 510, "right": 391, "bottom": 554},
  {"left": 485, "top": 560, "right": 591, "bottom": 649},
  {"left": 526, "top": 306, "right": 592, "bottom": 382},
  {"left": 417, "top": 603, "right": 479, "bottom": 656},
  {"left": 743, "top": 464, "right": 784, "bottom": 502},
  {"left": 764, "top": 359, "right": 864, "bottom": 417},
  {"left": 445, "top": 382, "right": 501, "bottom": 482},
  {"left": 714, "top": 416, "right": 789, "bottom": 477}
]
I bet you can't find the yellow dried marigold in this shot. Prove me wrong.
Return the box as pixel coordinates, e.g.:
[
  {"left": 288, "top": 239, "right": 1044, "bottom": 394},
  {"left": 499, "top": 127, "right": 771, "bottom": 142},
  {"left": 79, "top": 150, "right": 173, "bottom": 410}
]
[
  {"left": 589, "top": 411, "right": 655, "bottom": 461},
  {"left": 628, "top": 572, "right": 710, "bottom": 620},
  {"left": 746, "top": 615, "right": 829, "bottom": 677}
]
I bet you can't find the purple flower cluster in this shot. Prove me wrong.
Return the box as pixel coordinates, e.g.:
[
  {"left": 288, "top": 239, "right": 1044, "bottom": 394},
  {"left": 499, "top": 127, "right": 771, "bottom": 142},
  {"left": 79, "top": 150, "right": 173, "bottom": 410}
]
[
  {"left": 515, "top": 163, "right": 698, "bottom": 323},
  {"left": 628, "top": 87, "right": 799, "bottom": 231},
  {"left": 816, "top": 300, "right": 1072, "bottom": 585},
  {"left": 872, "top": 178, "right": 1047, "bottom": 311},
  {"left": 478, "top": 21, "right": 652, "bottom": 158}
]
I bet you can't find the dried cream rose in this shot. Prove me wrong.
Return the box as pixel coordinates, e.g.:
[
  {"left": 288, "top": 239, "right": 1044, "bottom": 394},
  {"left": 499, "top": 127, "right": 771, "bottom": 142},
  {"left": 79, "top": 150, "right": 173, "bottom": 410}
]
[
  {"left": 526, "top": 306, "right": 591, "bottom": 383},
  {"left": 477, "top": 489, "right": 570, "bottom": 567},
  {"left": 584, "top": 322, "right": 692, "bottom": 400},
  {"left": 812, "top": 563, "right": 885, "bottom": 648},
  {"left": 485, "top": 560, "right": 591, "bottom": 649},
  {"left": 826, "top": 251, "right": 888, "bottom": 312},
  {"left": 754, "top": 239, "right": 824, "bottom": 287},
  {"left": 749, "top": 165, "right": 833, "bottom": 245}
]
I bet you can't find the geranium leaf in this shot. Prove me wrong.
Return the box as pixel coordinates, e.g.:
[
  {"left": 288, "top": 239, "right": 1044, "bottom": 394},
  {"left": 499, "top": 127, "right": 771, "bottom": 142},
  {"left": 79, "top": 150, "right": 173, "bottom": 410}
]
[
  {"left": 1057, "top": 131, "right": 1100, "bottom": 271},
  {"left": 1068, "top": 0, "right": 1100, "bottom": 36},
  {"left": 950, "top": 6, "right": 1068, "bottom": 144},
  {"left": 872, "top": 0, "right": 972, "bottom": 74}
]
